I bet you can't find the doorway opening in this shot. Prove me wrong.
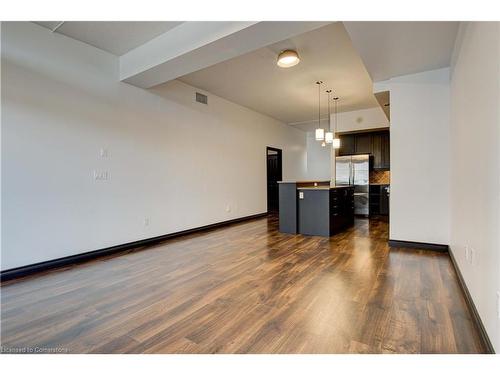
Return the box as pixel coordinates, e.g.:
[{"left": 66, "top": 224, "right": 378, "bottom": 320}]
[{"left": 266, "top": 147, "right": 283, "bottom": 213}]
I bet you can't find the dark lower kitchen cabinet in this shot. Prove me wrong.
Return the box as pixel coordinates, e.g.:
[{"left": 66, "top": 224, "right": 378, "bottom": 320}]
[
  {"left": 369, "top": 184, "right": 389, "bottom": 216},
  {"left": 278, "top": 182, "right": 298, "bottom": 234},
  {"left": 296, "top": 186, "right": 354, "bottom": 236},
  {"left": 369, "top": 185, "right": 380, "bottom": 215},
  {"left": 380, "top": 185, "right": 390, "bottom": 215},
  {"left": 330, "top": 186, "right": 354, "bottom": 233},
  {"left": 339, "top": 130, "right": 390, "bottom": 170}
]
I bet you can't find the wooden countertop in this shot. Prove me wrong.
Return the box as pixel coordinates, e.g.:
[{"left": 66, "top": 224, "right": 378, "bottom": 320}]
[
  {"left": 277, "top": 180, "right": 330, "bottom": 184},
  {"left": 297, "top": 185, "right": 353, "bottom": 190}
]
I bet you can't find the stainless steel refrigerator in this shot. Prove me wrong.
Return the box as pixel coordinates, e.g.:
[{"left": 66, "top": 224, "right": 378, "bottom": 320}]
[{"left": 335, "top": 155, "right": 370, "bottom": 216}]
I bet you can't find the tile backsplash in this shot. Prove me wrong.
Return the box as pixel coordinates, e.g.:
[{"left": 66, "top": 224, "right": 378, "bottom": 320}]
[{"left": 370, "top": 170, "right": 390, "bottom": 184}]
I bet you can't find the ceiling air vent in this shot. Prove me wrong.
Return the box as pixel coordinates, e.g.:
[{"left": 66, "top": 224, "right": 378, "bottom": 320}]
[{"left": 195, "top": 92, "right": 208, "bottom": 105}]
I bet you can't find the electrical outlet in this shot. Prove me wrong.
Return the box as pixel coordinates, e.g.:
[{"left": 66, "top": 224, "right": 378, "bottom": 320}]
[
  {"left": 464, "top": 246, "right": 474, "bottom": 264},
  {"left": 93, "top": 170, "right": 109, "bottom": 181},
  {"left": 225, "top": 205, "right": 231, "bottom": 213},
  {"left": 472, "top": 248, "right": 479, "bottom": 265},
  {"left": 99, "top": 148, "right": 109, "bottom": 158},
  {"left": 144, "top": 217, "right": 150, "bottom": 226}
]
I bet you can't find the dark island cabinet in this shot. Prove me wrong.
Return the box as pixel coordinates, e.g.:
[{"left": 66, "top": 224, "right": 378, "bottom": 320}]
[
  {"left": 339, "top": 130, "right": 390, "bottom": 170},
  {"left": 330, "top": 187, "right": 354, "bottom": 233},
  {"left": 297, "top": 186, "right": 354, "bottom": 237}
]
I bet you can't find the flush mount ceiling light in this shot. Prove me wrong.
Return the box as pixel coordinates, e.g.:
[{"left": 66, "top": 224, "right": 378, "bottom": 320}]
[{"left": 277, "top": 49, "right": 300, "bottom": 68}]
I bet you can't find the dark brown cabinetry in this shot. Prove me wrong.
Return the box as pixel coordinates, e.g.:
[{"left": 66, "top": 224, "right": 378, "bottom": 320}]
[
  {"left": 380, "top": 185, "right": 390, "bottom": 215},
  {"left": 339, "top": 134, "right": 355, "bottom": 155},
  {"left": 369, "top": 184, "right": 390, "bottom": 216},
  {"left": 371, "top": 132, "right": 390, "bottom": 169},
  {"left": 339, "top": 130, "right": 390, "bottom": 170},
  {"left": 330, "top": 186, "right": 354, "bottom": 234},
  {"left": 354, "top": 133, "right": 372, "bottom": 154},
  {"left": 296, "top": 186, "right": 354, "bottom": 237}
]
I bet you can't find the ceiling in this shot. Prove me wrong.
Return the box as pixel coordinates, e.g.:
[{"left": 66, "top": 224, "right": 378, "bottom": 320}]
[
  {"left": 33, "top": 21, "right": 183, "bottom": 56},
  {"left": 31, "top": 21, "right": 459, "bottom": 127},
  {"left": 178, "top": 22, "right": 379, "bottom": 124},
  {"left": 343, "top": 22, "right": 459, "bottom": 82}
]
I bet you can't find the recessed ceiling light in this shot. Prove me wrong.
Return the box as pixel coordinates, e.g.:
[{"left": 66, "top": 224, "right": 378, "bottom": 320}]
[{"left": 277, "top": 50, "right": 300, "bottom": 68}]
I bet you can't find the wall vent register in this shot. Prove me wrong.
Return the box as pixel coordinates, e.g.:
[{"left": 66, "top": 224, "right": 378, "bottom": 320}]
[{"left": 195, "top": 92, "right": 208, "bottom": 104}]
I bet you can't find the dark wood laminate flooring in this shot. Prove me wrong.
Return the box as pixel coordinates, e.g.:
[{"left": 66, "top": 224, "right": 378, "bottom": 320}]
[{"left": 0, "top": 216, "right": 486, "bottom": 353}]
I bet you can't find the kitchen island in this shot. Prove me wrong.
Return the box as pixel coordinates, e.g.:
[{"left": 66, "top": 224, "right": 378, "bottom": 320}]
[{"left": 278, "top": 181, "right": 354, "bottom": 237}]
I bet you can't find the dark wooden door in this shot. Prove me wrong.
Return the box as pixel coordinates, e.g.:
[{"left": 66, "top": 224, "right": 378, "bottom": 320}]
[{"left": 267, "top": 147, "right": 282, "bottom": 213}]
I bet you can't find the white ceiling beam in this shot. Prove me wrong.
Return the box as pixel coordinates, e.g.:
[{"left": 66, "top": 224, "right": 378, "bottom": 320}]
[
  {"left": 120, "top": 21, "right": 331, "bottom": 88},
  {"left": 373, "top": 80, "right": 390, "bottom": 93}
]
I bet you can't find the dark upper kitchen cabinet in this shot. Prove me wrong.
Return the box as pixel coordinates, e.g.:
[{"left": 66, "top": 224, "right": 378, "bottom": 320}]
[
  {"left": 381, "top": 132, "right": 390, "bottom": 170},
  {"left": 339, "top": 134, "right": 355, "bottom": 155},
  {"left": 355, "top": 133, "right": 372, "bottom": 154},
  {"left": 372, "top": 131, "right": 390, "bottom": 170},
  {"left": 372, "top": 133, "right": 383, "bottom": 168},
  {"left": 339, "top": 130, "right": 390, "bottom": 170}
]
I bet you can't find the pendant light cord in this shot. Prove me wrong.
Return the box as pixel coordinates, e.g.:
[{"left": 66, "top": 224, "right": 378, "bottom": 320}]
[
  {"left": 334, "top": 97, "right": 339, "bottom": 134},
  {"left": 316, "top": 81, "right": 323, "bottom": 130},
  {"left": 337, "top": 99, "right": 339, "bottom": 134},
  {"left": 326, "top": 90, "right": 332, "bottom": 132},
  {"left": 335, "top": 99, "right": 337, "bottom": 134}
]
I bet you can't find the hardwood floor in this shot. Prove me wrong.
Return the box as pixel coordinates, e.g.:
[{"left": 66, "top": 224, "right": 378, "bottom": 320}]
[{"left": 0, "top": 215, "right": 486, "bottom": 353}]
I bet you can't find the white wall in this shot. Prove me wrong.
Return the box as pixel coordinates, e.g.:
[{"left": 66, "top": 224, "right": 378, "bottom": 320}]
[
  {"left": 305, "top": 132, "right": 331, "bottom": 181},
  {"left": 290, "top": 106, "right": 389, "bottom": 133},
  {"left": 1, "top": 22, "right": 307, "bottom": 270},
  {"left": 386, "top": 68, "right": 450, "bottom": 245},
  {"left": 335, "top": 106, "right": 389, "bottom": 133},
  {"left": 449, "top": 22, "right": 500, "bottom": 351}
]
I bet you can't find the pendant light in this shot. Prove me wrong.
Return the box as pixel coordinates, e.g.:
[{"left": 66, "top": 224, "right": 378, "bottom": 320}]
[
  {"left": 324, "top": 89, "right": 334, "bottom": 144},
  {"left": 315, "top": 81, "right": 324, "bottom": 141},
  {"left": 332, "top": 136, "right": 341, "bottom": 149},
  {"left": 332, "top": 97, "right": 341, "bottom": 149}
]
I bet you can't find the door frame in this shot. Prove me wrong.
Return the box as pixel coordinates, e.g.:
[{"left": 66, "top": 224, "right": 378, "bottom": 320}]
[{"left": 266, "top": 147, "right": 283, "bottom": 213}]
